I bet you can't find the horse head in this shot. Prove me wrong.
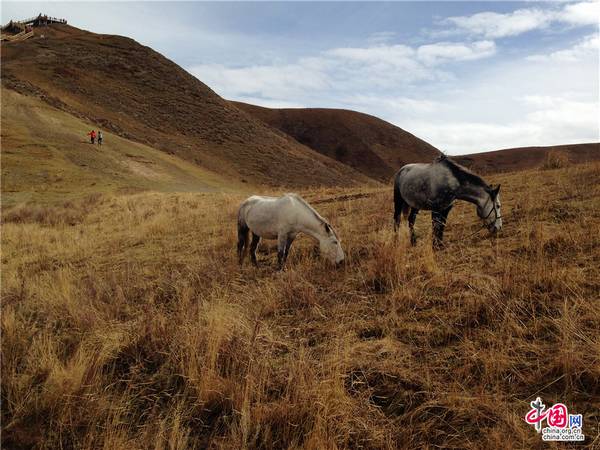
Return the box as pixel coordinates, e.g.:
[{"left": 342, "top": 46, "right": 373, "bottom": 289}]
[
  {"left": 320, "top": 223, "right": 345, "bottom": 266},
  {"left": 479, "top": 184, "right": 502, "bottom": 234}
]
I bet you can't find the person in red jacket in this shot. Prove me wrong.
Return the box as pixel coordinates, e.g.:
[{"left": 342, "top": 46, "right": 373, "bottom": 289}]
[{"left": 87, "top": 130, "right": 96, "bottom": 144}]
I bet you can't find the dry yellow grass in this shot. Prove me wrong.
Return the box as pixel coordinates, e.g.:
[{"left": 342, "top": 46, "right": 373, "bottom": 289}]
[
  {"left": 2, "top": 163, "right": 599, "bottom": 449},
  {"left": 541, "top": 150, "right": 571, "bottom": 170}
]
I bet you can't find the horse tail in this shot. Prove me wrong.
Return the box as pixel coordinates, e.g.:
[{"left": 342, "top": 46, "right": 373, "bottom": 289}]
[{"left": 237, "top": 209, "right": 250, "bottom": 266}]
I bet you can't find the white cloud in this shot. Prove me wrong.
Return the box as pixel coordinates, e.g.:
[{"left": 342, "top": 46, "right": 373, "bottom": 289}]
[
  {"left": 390, "top": 65, "right": 599, "bottom": 154},
  {"left": 327, "top": 40, "right": 495, "bottom": 68},
  {"left": 384, "top": 95, "right": 596, "bottom": 153},
  {"left": 191, "top": 62, "right": 330, "bottom": 100},
  {"left": 444, "top": 1, "right": 600, "bottom": 39},
  {"left": 324, "top": 44, "right": 433, "bottom": 85},
  {"left": 527, "top": 33, "right": 599, "bottom": 62},
  {"left": 525, "top": 97, "right": 599, "bottom": 132},
  {"left": 561, "top": 0, "right": 600, "bottom": 26},
  {"left": 403, "top": 121, "right": 539, "bottom": 154},
  {"left": 190, "top": 39, "right": 495, "bottom": 101},
  {"left": 416, "top": 41, "right": 496, "bottom": 65},
  {"left": 327, "top": 44, "right": 415, "bottom": 63},
  {"left": 403, "top": 96, "right": 599, "bottom": 154},
  {"left": 445, "top": 9, "right": 555, "bottom": 39},
  {"left": 341, "top": 94, "right": 442, "bottom": 118}
]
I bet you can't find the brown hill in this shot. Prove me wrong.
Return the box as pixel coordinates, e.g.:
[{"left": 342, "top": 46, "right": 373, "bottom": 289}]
[
  {"left": 455, "top": 143, "right": 600, "bottom": 173},
  {"left": 232, "top": 102, "right": 440, "bottom": 181},
  {"left": 1, "top": 23, "right": 372, "bottom": 188}
]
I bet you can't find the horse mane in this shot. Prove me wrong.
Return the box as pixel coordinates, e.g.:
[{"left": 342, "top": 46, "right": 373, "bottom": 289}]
[
  {"left": 435, "top": 154, "right": 489, "bottom": 189},
  {"left": 287, "top": 193, "right": 327, "bottom": 224}
]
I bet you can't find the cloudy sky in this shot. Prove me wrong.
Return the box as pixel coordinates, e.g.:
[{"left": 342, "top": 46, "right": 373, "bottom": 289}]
[{"left": 3, "top": 1, "right": 599, "bottom": 154}]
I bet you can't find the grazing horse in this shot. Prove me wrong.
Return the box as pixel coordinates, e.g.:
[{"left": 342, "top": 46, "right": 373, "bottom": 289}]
[
  {"left": 393, "top": 155, "right": 502, "bottom": 248},
  {"left": 237, "top": 193, "right": 345, "bottom": 269}
]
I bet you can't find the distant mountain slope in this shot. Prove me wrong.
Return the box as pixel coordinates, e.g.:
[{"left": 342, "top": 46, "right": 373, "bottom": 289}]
[
  {"left": 1, "top": 88, "right": 239, "bottom": 207},
  {"left": 1, "top": 24, "right": 371, "bottom": 188},
  {"left": 455, "top": 143, "right": 600, "bottom": 173},
  {"left": 232, "top": 102, "right": 440, "bottom": 181}
]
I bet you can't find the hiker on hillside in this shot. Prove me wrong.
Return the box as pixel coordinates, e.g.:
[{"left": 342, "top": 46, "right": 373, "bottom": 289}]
[
  {"left": 88, "top": 130, "right": 96, "bottom": 144},
  {"left": 97, "top": 130, "right": 103, "bottom": 146}
]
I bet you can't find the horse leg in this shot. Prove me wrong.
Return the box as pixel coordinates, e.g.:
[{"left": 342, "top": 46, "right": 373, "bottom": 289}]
[
  {"left": 277, "top": 233, "right": 288, "bottom": 270},
  {"left": 284, "top": 233, "right": 295, "bottom": 262},
  {"left": 237, "top": 222, "right": 250, "bottom": 266},
  {"left": 393, "top": 186, "right": 405, "bottom": 231},
  {"left": 432, "top": 206, "right": 452, "bottom": 250},
  {"left": 249, "top": 233, "right": 261, "bottom": 267},
  {"left": 408, "top": 208, "right": 419, "bottom": 245}
]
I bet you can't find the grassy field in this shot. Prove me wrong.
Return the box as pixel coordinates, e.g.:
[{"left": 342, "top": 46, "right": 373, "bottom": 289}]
[{"left": 2, "top": 162, "right": 599, "bottom": 449}]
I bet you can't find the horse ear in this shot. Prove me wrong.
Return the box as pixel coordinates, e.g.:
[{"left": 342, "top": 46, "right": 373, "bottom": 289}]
[
  {"left": 493, "top": 184, "right": 501, "bottom": 197},
  {"left": 324, "top": 223, "right": 331, "bottom": 233}
]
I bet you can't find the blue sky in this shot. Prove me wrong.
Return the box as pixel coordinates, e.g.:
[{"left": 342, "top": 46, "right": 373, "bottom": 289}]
[{"left": 3, "top": 1, "right": 599, "bottom": 154}]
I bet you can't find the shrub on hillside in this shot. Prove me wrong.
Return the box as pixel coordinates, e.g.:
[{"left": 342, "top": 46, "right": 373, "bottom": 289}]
[{"left": 541, "top": 150, "right": 570, "bottom": 170}]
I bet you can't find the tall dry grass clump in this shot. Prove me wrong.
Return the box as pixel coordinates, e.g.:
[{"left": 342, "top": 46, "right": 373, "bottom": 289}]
[
  {"left": 2, "top": 164, "right": 600, "bottom": 449},
  {"left": 541, "top": 150, "right": 570, "bottom": 170},
  {"left": 1, "top": 193, "right": 104, "bottom": 226}
]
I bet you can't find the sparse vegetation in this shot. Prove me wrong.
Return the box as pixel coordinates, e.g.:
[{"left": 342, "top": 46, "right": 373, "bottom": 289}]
[
  {"left": 542, "top": 150, "right": 571, "bottom": 170},
  {"left": 2, "top": 194, "right": 103, "bottom": 226},
  {"left": 3, "top": 163, "right": 599, "bottom": 449}
]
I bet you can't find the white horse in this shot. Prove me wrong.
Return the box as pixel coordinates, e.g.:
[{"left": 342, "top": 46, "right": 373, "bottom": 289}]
[{"left": 237, "top": 193, "right": 345, "bottom": 269}]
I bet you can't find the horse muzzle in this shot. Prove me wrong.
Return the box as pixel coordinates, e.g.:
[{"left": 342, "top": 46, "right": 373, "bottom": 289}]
[{"left": 488, "top": 223, "right": 502, "bottom": 234}]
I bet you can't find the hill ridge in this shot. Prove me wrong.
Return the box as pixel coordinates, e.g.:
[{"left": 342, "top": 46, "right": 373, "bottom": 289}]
[
  {"left": 232, "top": 101, "right": 440, "bottom": 181},
  {"left": 455, "top": 143, "right": 600, "bottom": 173}
]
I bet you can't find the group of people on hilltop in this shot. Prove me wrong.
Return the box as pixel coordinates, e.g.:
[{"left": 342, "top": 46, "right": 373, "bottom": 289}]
[{"left": 87, "top": 130, "right": 103, "bottom": 146}]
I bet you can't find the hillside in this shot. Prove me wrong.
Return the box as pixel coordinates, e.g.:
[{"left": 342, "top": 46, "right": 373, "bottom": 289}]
[
  {"left": 1, "top": 24, "right": 371, "bottom": 188},
  {"left": 1, "top": 88, "right": 243, "bottom": 207},
  {"left": 232, "top": 102, "right": 440, "bottom": 181},
  {"left": 3, "top": 162, "right": 599, "bottom": 448},
  {"left": 455, "top": 143, "right": 600, "bottom": 173}
]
